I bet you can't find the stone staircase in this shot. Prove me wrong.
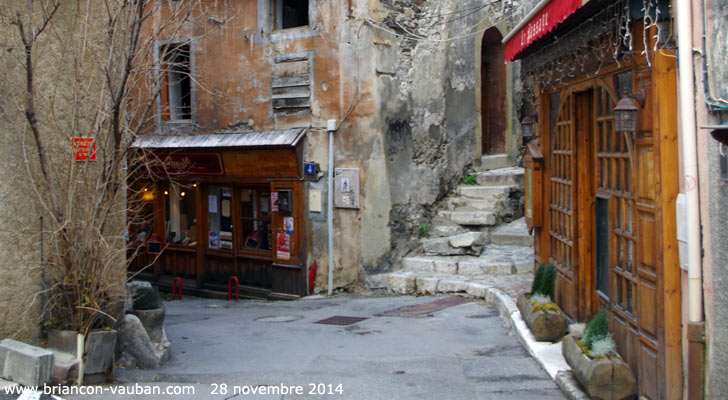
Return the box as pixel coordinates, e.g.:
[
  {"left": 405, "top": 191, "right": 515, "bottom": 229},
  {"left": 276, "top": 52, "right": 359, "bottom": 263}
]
[{"left": 367, "top": 154, "right": 535, "bottom": 299}]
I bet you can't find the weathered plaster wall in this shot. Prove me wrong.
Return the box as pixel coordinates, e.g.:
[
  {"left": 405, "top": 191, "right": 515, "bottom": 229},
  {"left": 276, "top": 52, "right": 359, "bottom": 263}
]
[
  {"left": 0, "top": 2, "right": 127, "bottom": 341},
  {"left": 692, "top": 1, "right": 728, "bottom": 396}
]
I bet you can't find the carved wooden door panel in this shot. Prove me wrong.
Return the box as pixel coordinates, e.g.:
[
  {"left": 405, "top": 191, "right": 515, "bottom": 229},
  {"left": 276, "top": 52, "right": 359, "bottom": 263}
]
[
  {"left": 592, "top": 75, "right": 661, "bottom": 399},
  {"left": 549, "top": 94, "right": 578, "bottom": 319}
]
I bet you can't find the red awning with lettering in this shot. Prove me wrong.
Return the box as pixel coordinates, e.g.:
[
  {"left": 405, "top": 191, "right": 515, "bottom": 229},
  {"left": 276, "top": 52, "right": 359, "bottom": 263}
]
[{"left": 504, "top": 0, "right": 585, "bottom": 62}]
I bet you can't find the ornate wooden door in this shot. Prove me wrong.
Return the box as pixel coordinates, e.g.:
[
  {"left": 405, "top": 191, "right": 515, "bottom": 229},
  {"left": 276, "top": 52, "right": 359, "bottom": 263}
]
[{"left": 548, "top": 94, "right": 579, "bottom": 318}]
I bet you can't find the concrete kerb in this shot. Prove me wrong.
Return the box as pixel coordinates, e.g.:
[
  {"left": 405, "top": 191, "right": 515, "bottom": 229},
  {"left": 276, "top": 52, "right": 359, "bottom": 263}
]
[{"left": 485, "top": 288, "right": 589, "bottom": 400}]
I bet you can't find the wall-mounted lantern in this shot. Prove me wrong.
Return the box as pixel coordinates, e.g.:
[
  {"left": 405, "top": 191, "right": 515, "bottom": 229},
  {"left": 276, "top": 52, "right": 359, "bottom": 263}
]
[
  {"left": 614, "top": 91, "right": 645, "bottom": 165},
  {"left": 521, "top": 114, "right": 537, "bottom": 143}
]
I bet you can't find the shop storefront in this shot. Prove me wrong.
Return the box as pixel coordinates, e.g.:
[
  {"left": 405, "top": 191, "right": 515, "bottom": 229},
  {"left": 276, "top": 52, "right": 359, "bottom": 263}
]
[
  {"left": 508, "top": 0, "right": 682, "bottom": 398},
  {"left": 128, "top": 129, "right": 308, "bottom": 298}
]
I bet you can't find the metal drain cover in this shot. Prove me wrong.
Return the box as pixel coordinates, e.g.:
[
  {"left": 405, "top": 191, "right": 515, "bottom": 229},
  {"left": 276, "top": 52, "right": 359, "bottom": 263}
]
[
  {"left": 255, "top": 315, "right": 304, "bottom": 323},
  {"left": 314, "top": 316, "right": 368, "bottom": 326}
]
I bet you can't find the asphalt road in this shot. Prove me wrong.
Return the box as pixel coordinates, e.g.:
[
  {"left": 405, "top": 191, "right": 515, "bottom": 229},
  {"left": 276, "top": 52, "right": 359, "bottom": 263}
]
[{"left": 71, "top": 295, "right": 564, "bottom": 400}]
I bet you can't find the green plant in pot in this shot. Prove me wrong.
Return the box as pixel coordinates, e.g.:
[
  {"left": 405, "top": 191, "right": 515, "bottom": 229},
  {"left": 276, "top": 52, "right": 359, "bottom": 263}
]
[
  {"left": 562, "top": 309, "right": 636, "bottom": 400},
  {"left": 516, "top": 263, "right": 568, "bottom": 341},
  {"left": 130, "top": 286, "right": 166, "bottom": 343}
]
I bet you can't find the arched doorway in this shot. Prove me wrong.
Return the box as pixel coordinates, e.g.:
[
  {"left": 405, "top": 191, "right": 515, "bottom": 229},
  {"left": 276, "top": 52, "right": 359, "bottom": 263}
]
[{"left": 481, "top": 27, "right": 506, "bottom": 155}]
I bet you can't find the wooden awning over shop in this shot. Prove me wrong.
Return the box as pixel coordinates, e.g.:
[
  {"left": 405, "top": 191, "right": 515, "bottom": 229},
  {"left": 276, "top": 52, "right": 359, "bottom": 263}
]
[
  {"left": 502, "top": 0, "right": 586, "bottom": 62},
  {"left": 131, "top": 128, "right": 307, "bottom": 179},
  {"left": 131, "top": 128, "right": 307, "bottom": 149}
]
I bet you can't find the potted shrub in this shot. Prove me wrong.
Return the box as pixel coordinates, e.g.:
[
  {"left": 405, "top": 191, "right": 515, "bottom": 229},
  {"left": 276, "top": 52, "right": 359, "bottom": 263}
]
[
  {"left": 562, "top": 310, "right": 637, "bottom": 400},
  {"left": 129, "top": 286, "right": 165, "bottom": 343},
  {"left": 516, "top": 263, "right": 568, "bottom": 341}
]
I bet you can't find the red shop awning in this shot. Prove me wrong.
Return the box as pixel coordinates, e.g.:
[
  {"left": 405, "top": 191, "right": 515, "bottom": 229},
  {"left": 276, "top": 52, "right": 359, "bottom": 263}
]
[{"left": 503, "top": 0, "right": 585, "bottom": 62}]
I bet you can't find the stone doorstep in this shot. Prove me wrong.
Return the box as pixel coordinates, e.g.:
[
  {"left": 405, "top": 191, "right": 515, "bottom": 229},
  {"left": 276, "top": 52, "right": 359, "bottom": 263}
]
[
  {"left": 447, "top": 196, "right": 502, "bottom": 211},
  {"left": 479, "top": 154, "right": 511, "bottom": 171},
  {"left": 476, "top": 168, "right": 525, "bottom": 186}
]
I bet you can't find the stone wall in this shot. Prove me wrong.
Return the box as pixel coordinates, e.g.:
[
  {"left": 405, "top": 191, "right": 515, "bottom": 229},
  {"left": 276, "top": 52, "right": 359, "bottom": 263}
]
[{"left": 363, "top": 0, "right": 526, "bottom": 274}]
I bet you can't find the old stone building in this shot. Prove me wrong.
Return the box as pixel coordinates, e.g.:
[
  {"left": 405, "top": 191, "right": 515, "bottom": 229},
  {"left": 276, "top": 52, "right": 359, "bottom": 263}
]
[{"left": 128, "top": 0, "right": 528, "bottom": 297}]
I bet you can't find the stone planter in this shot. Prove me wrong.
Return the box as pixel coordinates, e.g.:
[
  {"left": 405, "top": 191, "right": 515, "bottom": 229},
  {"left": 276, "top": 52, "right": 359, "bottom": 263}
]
[
  {"left": 130, "top": 306, "right": 165, "bottom": 343},
  {"left": 47, "top": 329, "right": 117, "bottom": 382},
  {"left": 516, "top": 293, "right": 568, "bottom": 342},
  {"left": 562, "top": 335, "right": 636, "bottom": 400}
]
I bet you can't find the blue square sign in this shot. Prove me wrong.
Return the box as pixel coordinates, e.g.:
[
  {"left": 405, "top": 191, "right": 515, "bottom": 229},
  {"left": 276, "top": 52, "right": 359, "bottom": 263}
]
[{"left": 304, "top": 162, "right": 318, "bottom": 175}]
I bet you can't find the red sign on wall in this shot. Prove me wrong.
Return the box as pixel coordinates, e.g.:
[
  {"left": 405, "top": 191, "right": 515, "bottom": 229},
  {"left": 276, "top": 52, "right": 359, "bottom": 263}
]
[{"left": 72, "top": 138, "right": 96, "bottom": 161}]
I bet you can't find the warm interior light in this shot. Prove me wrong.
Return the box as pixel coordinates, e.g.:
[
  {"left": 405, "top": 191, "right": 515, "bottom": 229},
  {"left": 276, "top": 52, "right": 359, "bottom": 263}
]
[
  {"left": 193, "top": 183, "right": 198, "bottom": 188},
  {"left": 164, "top": 190, "right": 169, "bottom": 195},
  {"left": 142, "top": 191, "right": 154, "bottom": 201},
  {"left": 143, "top": 188, "right": 148, "bottom": 192},
  {"left": 180, "top": 192, "right": 186, "bottom": 197}
]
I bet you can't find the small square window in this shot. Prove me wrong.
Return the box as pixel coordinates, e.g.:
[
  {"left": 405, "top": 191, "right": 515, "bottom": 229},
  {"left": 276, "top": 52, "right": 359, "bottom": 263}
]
[
  {"left": 275, "top": 0, "right": 308, "bottom": 30},
  {"left": 159, "top": 43, "right": 192, "bottom": 121}
]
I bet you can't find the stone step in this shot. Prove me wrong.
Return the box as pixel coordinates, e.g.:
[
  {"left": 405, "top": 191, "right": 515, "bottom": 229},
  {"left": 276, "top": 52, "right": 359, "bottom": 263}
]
[
  {"left": 479, "top": 154, "right": 511, "bottom": 171},
  {"left": 365, "top": 271, "right": 533, "bottom": 298},
  {"left": 476, "top": 167, "right": 524, "bottom": 186},
  {"left": 457, "top": 185, "right": 515, "bottom": 200},
  {"left": 490, "top": 217, "right": 534, "bottom": 247},
  {"left": 429, "top": 220, "right": 468, "bottom": 238},
  {"left": 401, "top": 245, "right": 533, "bottom": 276},
  {"left": 446, "top": 196, "right": 502, "bottom": 211},
  {"left": 421, "top": 232, "right": 488, "bottom": 256},
  {"left": 438, "top": 209, "right": 496, "bottom": 226}
]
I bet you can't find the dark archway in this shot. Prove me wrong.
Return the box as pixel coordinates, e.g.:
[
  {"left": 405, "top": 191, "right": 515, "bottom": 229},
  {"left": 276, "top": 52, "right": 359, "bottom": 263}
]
[{"left": 481, "top": 27, "right": 506, "bottom": 155}]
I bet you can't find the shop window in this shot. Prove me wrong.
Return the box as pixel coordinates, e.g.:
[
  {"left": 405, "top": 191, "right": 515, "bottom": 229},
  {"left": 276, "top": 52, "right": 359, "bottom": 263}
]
[
  {"left": 241, "top": 188, "right": 272, "bottom": 252},
  {"left": 274, "top": 0, "right": 308, "bottom": 30},
  {"left": 208, "top": 186, "right": 234, "bottom": 250},
  {"left": 165, "top": 184, "right": 197, "bottom": 245},
  {"left": 159, "top": 42, "right": 192, "bottom": 121},
  {"left": 129, "top": 185, "right": 155, "bottom": 242}
]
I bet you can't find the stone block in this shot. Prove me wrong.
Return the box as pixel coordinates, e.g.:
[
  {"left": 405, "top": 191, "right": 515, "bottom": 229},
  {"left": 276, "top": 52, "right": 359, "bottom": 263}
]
[
  {"left": 423, "top": 237, "right": 466, "bottom": 256},
  {"left": 415, "top": 276, "right": 439, "bottom": 295},
  {"left": 0, "top": 339, "right": 54, "bottom": 387},
  {"left": 49, "top": 349, "right": 78, "bottom": 384},
  {"left": 437, "top": 278, "right": 469, "bottom": 293},
  {"left": 457, "top": 260, "right": 484, "bottom": 275},
  {"left": 115, "top": 314, "right": 164, "bottom": 369},
  {"left": 84, "top": 330, "right": 117, "bottom": 375},
  {"left": 388, "top": 273, "right": 416, "bottom": 294},
  {"left": 465, "top": 282, "right": 488, "bottom": 298},
  {"left": 440, "top": 210, "right": 496, "bottom": 226},
  {"left": 365, "top": 273, "right": 389, "bottom": 290},
  {"left": 448, "top": 232, "right": 486, "bottom": 248},
  {"left": 434, "top": 259, "right": 458, "bottom": 274},
  {"left": 47, "top": 330, "right": 78, "bottom": 354},
  {"left": 402, "top": 257, "right": 436, "bottom": 272}
]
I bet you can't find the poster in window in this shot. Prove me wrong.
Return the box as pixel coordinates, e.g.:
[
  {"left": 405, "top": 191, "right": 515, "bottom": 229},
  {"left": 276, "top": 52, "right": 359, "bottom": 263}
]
[
  {"left": 283, "top": 217, "right": 294, "bottom": 235},
  {"left": 271, "top": 192, "right": 279, "bottom": 212},
  {"left": 208, "top": 231, "right": 220, "bottom": 249},
  {"left": 277, "top": 232, "right": 290, "bottom": 260},
  {"left": 221, "top": 187, "right": 232, "bottom": 198},
  {"left": 208, "top": 195, "right": 218, "bottom": 213}
]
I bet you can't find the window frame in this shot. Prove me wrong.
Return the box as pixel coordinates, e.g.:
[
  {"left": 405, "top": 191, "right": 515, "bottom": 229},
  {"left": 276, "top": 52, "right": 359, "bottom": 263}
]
[{"left": 155, "top": 39, "right": 196, "bottom": 127}]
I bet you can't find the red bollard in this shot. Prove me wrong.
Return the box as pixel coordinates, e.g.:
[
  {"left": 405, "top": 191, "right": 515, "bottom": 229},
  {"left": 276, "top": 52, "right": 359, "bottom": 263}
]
[
  {"left": 172, "top": 277, "right": 183, "bottom": 300},
  {"left": 228, "top": 276, "right": 239, "bottom": 300}
]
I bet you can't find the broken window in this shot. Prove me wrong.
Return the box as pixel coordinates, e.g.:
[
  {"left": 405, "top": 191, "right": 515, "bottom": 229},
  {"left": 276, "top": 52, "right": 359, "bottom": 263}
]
[
  {"left": 274, "top": 0, "right": 308, "bottom": 30},
  {"left": 159, "top": 42, "right": 192, "bottom": 121}
]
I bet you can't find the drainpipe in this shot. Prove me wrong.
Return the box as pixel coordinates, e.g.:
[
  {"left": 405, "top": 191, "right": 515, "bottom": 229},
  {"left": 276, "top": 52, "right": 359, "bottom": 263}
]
[
  {"left": 676, "top": 0, "right": 705, "bottom": 398},
  {"left": 327, "top": 119, "right": 337, "bottom": 296}
]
